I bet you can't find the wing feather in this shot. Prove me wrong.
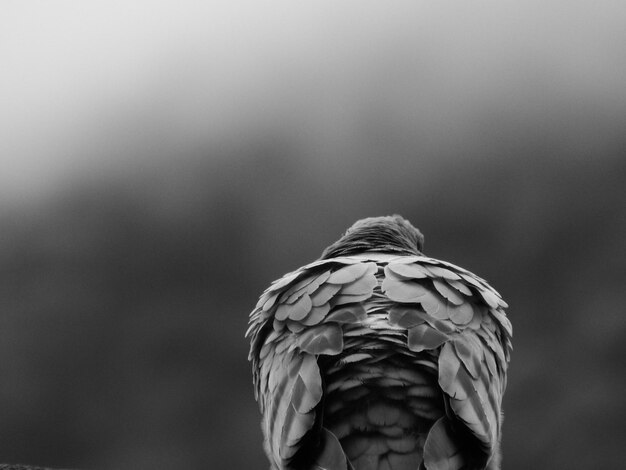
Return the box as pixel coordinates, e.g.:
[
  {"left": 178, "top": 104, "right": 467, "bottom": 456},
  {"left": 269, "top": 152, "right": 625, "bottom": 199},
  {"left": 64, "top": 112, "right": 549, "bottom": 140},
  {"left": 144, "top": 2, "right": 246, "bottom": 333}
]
[
  {"left": 383, "top": 257, "right": 512, "bottom": 467},
  {"left": 248, "top": 258, "right": 378, "bottom": 468}
]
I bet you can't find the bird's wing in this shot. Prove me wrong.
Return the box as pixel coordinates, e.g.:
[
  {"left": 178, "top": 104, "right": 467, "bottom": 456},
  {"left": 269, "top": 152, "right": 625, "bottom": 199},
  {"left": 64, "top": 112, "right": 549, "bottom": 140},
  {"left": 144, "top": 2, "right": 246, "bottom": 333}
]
[
  {"left": 247, "top": 258, "right": 378, "bottom": 469},
  {"left": 382, "top": 256, "right": 512, "bottom": 470}
]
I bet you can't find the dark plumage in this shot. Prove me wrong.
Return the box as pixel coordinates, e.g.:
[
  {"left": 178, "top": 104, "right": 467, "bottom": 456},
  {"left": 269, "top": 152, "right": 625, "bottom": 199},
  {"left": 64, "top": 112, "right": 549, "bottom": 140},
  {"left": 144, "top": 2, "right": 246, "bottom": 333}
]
[
  {"left": 247, "top": 216, "right": 512, "bottom": 470},
  {"left": 321, "top": 215, "right": 424, "bottom": 259}
]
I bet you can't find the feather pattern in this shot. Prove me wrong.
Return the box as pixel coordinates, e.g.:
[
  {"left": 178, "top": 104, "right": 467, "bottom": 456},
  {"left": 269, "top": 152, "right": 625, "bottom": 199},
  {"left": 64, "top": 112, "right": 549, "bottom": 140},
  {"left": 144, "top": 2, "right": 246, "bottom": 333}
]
[{"left": 247, "top": 216, "right": 511, "bottom": 470}]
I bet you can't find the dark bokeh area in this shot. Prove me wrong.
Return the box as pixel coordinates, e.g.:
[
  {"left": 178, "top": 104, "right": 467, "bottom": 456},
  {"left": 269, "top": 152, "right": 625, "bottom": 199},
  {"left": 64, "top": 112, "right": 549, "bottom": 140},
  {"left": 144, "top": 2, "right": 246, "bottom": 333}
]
[
  {"left": 2, "top": 3, "right": 626, "bottom": 469},
  {"left": 0, "top": 133, "right": 624, "bottom": 469}
]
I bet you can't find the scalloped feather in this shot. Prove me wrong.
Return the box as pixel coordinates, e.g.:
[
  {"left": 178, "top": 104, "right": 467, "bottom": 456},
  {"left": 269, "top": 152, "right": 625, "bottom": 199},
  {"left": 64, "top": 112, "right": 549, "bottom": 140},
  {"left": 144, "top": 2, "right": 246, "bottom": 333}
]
[
  {"left": 341, "top": 270, "right": 378, "bottom": 295},
  {"left": 325, "top": 304, "right": 368, "bottom": 324},
  {"left": 433, "top": 279, "right": 465, "bottom": 305},
  {"left": 452, "top": 337, "right": 481, "bottom": 379},
  {"left": 407, "top": 324, "right": 450, "bottom": 352},
  {"left": 327, "top": 263, "right": 371, "bottom": 284},
  {"left": 274, "top": 294, "right": 311, "bottom": 321},
  {"left": 388, "top": 306, "right": 429, "bottom": 328},
  {"left": 386, "top": 262, "right": 430, "bottom": 279},
  {"left": 448, "top": 302, "right": 474, "bottom": 326},
  {"left": 311, "top": 283, "right": 342, "bottom": 306},
  {"left": 425, "top": 265, "right": 461, "bottom": 280},
  {"left": 446, "top": 278, "right": 473, "bottom": 296},
  {"left": 312, "top": 429, "right": 349, "bottom": 470},
  {"left": 300, "top": 303, "right": 332, "bottom": 326},
  {"left": 423, "top": 417, "right": 465, "bottom": 470},
  {"left": 382, "top": 277, "right": 432, "bottom": 303},
  {"left": 297, "top": 323, "right": 344, "bottom": 355}
]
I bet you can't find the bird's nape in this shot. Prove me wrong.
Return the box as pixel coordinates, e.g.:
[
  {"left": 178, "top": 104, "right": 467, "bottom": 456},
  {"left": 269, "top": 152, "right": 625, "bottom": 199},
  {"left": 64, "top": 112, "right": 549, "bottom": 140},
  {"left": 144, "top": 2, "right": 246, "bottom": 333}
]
[{"left": 320, "top": 215, "right": 424, "bottom": 260}]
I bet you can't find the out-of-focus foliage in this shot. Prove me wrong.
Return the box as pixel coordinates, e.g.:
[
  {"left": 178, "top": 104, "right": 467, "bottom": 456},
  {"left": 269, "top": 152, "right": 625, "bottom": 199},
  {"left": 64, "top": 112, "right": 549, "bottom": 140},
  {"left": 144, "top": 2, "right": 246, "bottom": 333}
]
[{"left": 1, "top": 2, "right": 625, "bottom": 469}]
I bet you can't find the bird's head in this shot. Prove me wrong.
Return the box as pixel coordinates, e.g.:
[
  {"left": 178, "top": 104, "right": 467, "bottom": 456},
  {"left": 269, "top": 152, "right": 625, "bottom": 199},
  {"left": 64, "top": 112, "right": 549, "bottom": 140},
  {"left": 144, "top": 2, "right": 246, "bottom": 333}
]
[{"left": 320, "top": 215, "right": 424, "bottom": 259}]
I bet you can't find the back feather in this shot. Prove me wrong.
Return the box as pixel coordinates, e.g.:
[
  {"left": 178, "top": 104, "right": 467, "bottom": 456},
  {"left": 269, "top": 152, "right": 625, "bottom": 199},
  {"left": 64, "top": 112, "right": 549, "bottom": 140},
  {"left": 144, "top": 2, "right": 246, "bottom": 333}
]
[{"left": 247, "top": 216, "right": 512, "bottom": 470}]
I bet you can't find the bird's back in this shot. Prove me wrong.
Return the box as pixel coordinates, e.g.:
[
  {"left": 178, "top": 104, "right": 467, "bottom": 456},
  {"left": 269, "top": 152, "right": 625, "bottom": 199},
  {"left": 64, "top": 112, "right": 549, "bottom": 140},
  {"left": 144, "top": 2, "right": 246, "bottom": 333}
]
[
  {"left": 323, "top": 321, "right": 443, "bottom": 469},
  {"left": 247, "top": 217, "right": 512, "bottom": 470}
]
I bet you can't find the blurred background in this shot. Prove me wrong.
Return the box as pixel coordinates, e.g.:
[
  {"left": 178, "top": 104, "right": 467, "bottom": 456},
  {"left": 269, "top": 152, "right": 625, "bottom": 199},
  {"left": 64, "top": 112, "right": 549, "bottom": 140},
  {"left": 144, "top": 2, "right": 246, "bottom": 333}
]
[{"left": 1, "top": 1, "right": 624, "bottom": 468}]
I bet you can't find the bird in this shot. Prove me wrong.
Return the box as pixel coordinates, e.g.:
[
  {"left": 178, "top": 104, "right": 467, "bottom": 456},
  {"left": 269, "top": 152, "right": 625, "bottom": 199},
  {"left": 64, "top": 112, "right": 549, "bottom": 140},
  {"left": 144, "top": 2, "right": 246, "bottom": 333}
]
[{"left": 246, "top": 215, "right": 512, "bottom": 470}]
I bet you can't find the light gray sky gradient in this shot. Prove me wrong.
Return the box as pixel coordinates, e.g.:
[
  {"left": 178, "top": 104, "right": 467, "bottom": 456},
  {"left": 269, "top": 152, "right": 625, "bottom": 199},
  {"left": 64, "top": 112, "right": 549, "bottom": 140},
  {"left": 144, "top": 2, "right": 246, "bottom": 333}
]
[{"left": 2, "top": 1, "right": 625, "bottom": 204}]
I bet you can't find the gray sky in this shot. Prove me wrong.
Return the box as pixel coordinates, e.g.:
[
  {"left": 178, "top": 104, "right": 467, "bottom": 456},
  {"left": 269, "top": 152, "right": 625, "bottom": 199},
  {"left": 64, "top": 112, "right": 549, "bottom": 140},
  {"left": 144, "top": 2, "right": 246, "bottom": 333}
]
[{"left": 2, "top": 0, "right": 625, "bottom": 205}]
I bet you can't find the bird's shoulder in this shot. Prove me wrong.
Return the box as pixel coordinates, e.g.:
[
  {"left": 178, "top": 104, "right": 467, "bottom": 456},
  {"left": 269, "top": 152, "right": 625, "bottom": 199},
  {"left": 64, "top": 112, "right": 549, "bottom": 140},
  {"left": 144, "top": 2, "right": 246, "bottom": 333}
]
[{"left": 247, "top": 253, "right": 510, "bottom": 341}]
